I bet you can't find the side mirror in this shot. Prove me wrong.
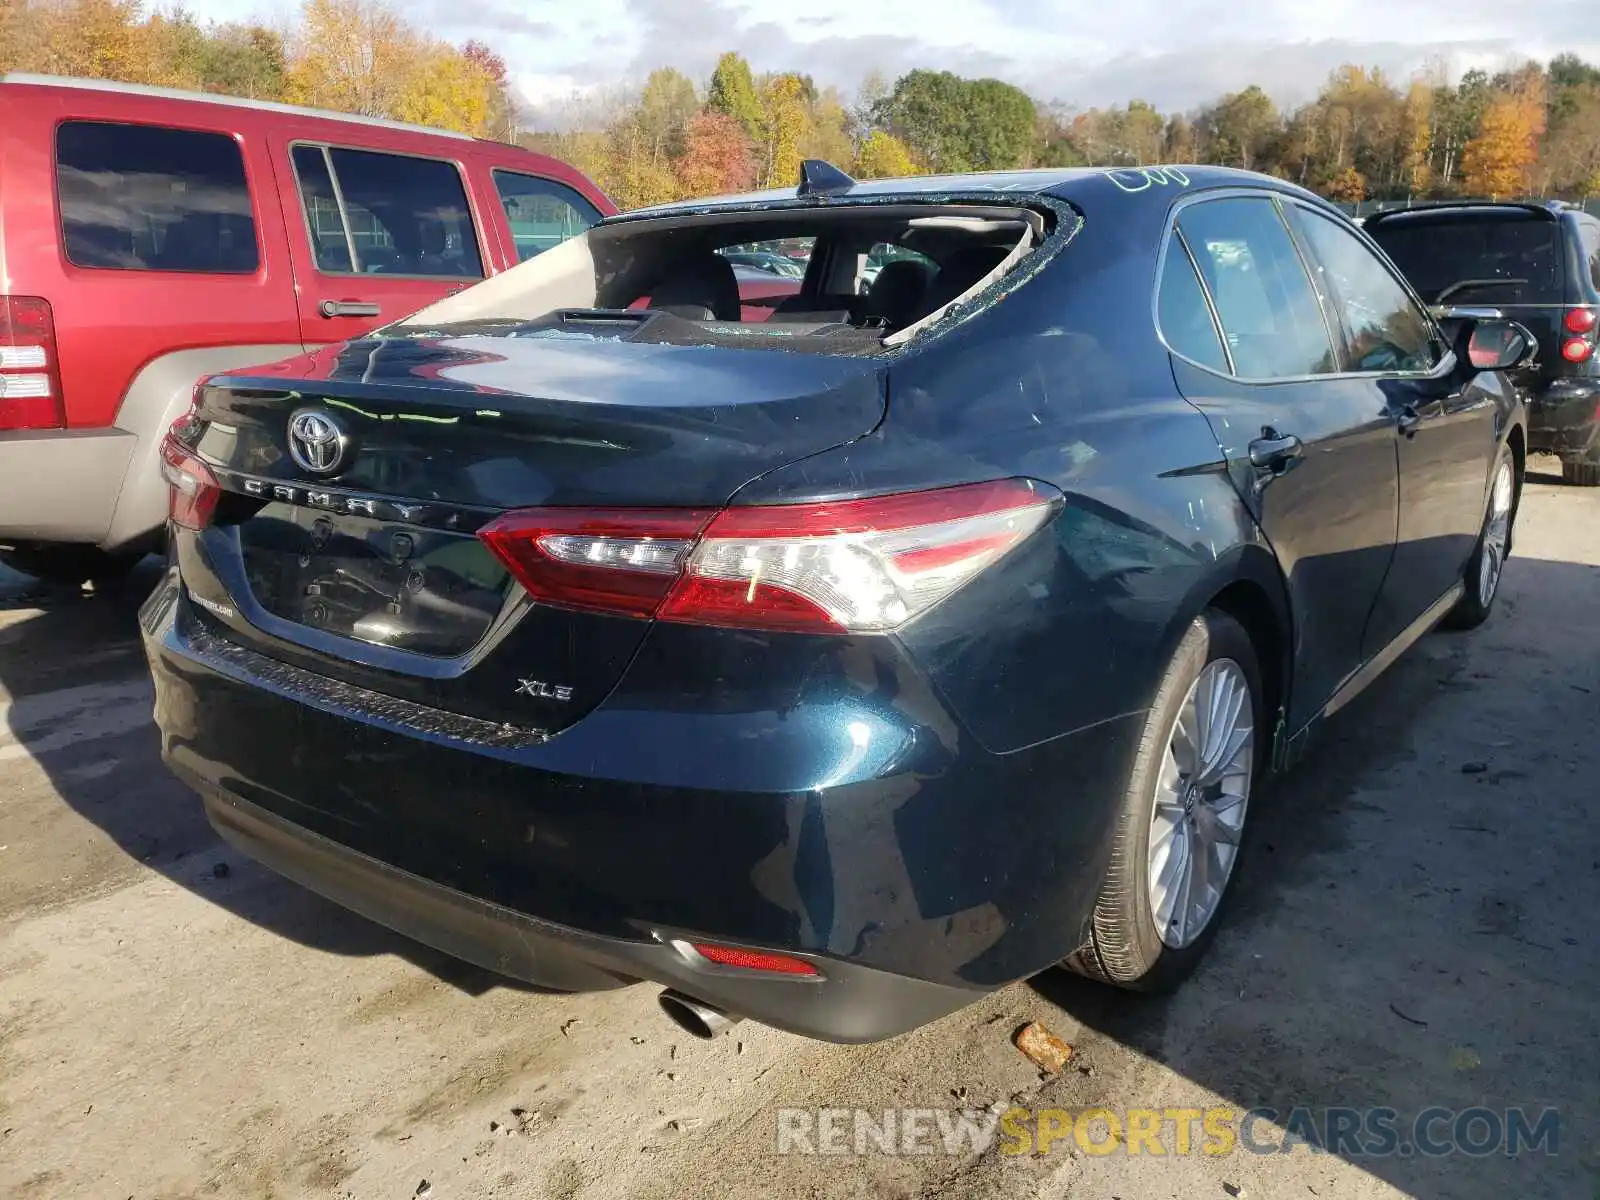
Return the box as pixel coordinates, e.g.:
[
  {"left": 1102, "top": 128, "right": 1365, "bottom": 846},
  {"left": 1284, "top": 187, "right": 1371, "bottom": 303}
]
[{"left": 1459, "top": 318, "right": 1536, "bottom": 373}]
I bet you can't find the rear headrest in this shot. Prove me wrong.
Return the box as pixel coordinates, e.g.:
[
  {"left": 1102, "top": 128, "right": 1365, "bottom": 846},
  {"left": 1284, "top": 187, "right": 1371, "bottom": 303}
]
[
  {"left": 922, "top": 245, "right": 1014, "bottom": 314},
  {"left": 650, "top": 254, "right": 742, "bottom": 321},
  {"left": 863, "top": 259, "right": 933, "bottom": 328}
]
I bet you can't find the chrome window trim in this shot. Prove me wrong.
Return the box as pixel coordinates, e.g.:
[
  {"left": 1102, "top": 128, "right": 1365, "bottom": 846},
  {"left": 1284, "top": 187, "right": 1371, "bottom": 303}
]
[
  {"left": 286, "top": 138, "right": 486, "bottom": 282},
  {"left": 1282, "top": 197, "right": 1449, "bottom": 376},
  {"left": 1152, "top": 185, "right": 1459, "bottom": 387}
]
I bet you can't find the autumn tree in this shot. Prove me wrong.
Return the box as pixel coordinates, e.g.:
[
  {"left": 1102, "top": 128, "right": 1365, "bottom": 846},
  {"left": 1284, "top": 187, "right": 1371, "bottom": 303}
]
[
  {"left": 1325, "top": 166, "right": 1367, "bottom": 202},
  {"left": 758, "top": 72, "right": 809, "bottom": 187},
  {"left": 852, "top": 129, "right": 917, "bottom": 178},
  {"left": 1463, "top": 83, "right": 1546, "bottom": 199},
  {"left": 463, "top": 39, "right": 515, "bottom": 138},
  {"left": 286, "top": 0, "right": 410, "bottom": 117},
  {"left": 676, "top": 110, "right": 755, "bottom": 196}
]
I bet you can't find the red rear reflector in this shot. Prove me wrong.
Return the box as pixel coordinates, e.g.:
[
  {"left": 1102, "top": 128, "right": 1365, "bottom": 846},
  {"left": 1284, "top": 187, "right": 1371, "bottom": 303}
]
[
  {"left": 1561, "top": 337, "right": 1593, "bottom": 364},
  {"left": 159, "top": 433, "right": 221, "bottom": 530},
  {"left": 1564, "top": 308, "right": 1597, "bottom": 335},
  {"left": 478, "top": 479, "right": 1061, "bottom": 633},
  {"left": 690, "top": 944, "right": 819, "bottom": 976},
  {"left": 0, "top": 296, "right": 65, "bottom": 431}
]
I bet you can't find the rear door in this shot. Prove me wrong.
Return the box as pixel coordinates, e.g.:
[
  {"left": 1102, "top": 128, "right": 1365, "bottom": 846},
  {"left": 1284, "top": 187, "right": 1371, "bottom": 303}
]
[
  {"left": 1286, "top": 203, "right": 1494, "bottom": 655},
  {"left": 270, "top": 130, "right": 490, "bottom": 343},
  {"left": 1161, "top": 193, "right": 1400, "bottom": 729},
  {"left": 41, "top": 113, "right": 300, "bottom": 430}
]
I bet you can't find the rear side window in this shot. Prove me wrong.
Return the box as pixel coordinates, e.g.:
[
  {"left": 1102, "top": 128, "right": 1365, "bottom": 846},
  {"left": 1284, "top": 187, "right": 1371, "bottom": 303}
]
[
  {"left": 1293, "top": 210, "right": 1439, "bottom": 373},
  {"left": 1157, "top": 234, "right": 1229, "bottom": 373},
  {"left": 1367, "top": 214, "right": 1561, "bottom": 305},
  {"left": 291, "top": 145, "right": 483, "bottom": 278},
  {"left": 492, "top": 171, "right": 601, "bottom": 262},
  {"left": 1178, "top": 197, "right": 1337, "bottom": 379},
  {"left": 1578, "top": 218, "right": 1600, "bottom": 292},
  {"left": 55, "top": 121, "right": 258, "bottom": 273}
]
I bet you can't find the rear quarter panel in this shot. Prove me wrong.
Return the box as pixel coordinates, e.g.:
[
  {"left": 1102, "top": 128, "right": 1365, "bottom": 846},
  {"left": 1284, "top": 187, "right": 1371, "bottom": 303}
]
[{"left": 736, "top": 175, "right": 1277, "bottom": 755}]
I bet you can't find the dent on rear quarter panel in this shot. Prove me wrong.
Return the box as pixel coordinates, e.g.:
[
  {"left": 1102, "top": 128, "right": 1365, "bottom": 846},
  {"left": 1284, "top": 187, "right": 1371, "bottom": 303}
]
[{"left": 735, "top": 176, "right": 1261, "bottom": 755}]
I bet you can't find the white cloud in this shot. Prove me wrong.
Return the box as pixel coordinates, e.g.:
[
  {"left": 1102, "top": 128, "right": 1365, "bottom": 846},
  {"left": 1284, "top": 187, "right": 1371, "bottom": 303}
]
[{"left": 185, "top": 0, "right": 1600, "bottom": 115}]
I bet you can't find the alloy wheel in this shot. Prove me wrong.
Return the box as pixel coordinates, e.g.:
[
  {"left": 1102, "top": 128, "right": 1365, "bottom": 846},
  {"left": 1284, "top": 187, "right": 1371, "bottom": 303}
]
[
  {"left": 1479, "top": 460, "right": 1514, "bottom": 607},
  {"left": 1148, "top": 659, "right": 1255, "bottom": 950}
]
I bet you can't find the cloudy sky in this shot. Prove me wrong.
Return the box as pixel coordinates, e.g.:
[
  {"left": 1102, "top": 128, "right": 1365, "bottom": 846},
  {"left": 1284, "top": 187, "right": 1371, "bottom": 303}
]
[{"left": 188, "top": 0, "right": 1599, "bottom": 116}]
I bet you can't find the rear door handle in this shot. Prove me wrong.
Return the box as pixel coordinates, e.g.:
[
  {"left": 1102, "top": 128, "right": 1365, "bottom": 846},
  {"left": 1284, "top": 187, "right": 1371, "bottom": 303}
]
[
  {"left": 319, "top": 299, "right": 382, "bottom": 318},
  {"left": 1248, "top": 431, "right": 1304, "bottom": 472}
]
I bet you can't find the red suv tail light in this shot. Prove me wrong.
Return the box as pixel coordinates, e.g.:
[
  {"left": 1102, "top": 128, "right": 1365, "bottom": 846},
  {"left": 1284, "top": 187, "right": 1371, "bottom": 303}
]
[
  {"left": 1563, "top": 307, "right": 1597, "bottom": 335},
  {"left": 477, "top": 479, "right": 1061, "bottom": 634},
  {"left": 0, "top": 296, "right": 65, "bottom": 431},
  {"left": 159, "top": 430, "right": 221, "bottom": 530}
]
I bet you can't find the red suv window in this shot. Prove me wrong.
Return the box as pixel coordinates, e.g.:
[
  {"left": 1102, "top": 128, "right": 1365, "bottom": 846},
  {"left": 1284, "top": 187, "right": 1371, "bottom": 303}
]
[{"left": 55, "top": 120, "right": 259, "bottom": 274}]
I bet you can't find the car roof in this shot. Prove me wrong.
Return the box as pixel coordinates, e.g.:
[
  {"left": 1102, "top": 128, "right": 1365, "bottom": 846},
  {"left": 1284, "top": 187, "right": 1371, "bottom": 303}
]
[
  {"left": 610, "top": 164, "right": 1328, "bottom": 222},
  {"left": 0, "top": 72, "right": 473, "bottom": 141}
]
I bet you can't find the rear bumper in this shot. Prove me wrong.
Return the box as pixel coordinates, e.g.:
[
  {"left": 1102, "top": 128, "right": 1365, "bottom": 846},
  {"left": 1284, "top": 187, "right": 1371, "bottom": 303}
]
[
  {"left": 1527, "top": 379, "right": 1600, "bottom": 461},
  {"left": 190, "top": 771, "right": 981, "bottom": 1042},
  {"left": 0, "top": 428, "right": 134, "bottom": 545},
  {"left": 140, "top": 573, "right": 1142, "bottom": 1041}
]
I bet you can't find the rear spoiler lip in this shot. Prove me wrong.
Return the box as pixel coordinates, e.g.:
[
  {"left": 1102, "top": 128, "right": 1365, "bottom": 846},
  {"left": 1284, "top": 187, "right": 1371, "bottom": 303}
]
[{"left": 1363, "top": 201, "right": 1566, "bottom": 226}]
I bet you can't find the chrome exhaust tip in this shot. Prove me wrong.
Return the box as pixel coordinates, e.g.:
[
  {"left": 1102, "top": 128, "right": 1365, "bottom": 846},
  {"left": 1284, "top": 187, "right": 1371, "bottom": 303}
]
[{"left": 659, "top": 990, "right": 741, "bottom": 1038}]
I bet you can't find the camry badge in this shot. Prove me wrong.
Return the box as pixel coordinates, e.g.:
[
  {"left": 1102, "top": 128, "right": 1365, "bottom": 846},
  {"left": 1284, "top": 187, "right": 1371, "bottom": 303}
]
[{"left": 287, "top": 408, "right": 350, "bottom": 475}]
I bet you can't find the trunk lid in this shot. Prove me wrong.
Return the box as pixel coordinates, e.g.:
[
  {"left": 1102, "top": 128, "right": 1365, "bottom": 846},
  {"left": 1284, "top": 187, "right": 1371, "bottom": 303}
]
[{"left": 183, "top": 331, "right": 885, "bottom": 734}]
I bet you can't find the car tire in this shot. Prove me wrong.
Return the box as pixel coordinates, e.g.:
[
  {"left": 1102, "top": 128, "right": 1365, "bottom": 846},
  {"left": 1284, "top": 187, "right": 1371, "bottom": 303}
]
[
  {"left": 1067, "top": 610, "right": 1263, "bottom": 993},
  {"left": 0, "top": 545, "right": 142, "bottom": 592},
  {"left": 1562, "top": 459, "right": 1600, "bottom": 487},
  {"left": 1442, "top": 452, "right": 1517, "bottom": 631}
]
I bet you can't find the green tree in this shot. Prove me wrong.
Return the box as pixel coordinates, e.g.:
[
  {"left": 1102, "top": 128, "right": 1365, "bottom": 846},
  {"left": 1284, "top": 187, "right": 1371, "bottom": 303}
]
[
  {"left": 636, "top": 67, "right": 698, "bottom": 163},
  {"left": 880, "top": 69, "right": 1035, "bottom": 172},
  {"left": 707, "top": 51, "right": 764, "bottom": 143}
]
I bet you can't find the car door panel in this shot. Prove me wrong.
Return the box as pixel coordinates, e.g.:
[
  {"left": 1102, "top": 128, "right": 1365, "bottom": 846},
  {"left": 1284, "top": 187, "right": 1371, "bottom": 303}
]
[
  {"left": 1284, "top": 204, "right": 1499, "bottom": 657},
  {"left": 1171, "top": 360, "right": 1400, "bottom": 728},
  {"left": 1162, "top": 196, "right": 1401, "bottom": 731}
]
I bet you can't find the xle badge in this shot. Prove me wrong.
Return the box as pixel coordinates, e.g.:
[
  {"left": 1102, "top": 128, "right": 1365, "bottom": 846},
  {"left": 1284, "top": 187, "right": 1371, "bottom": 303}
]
[{"left": 516, "top": 679, "right": 574, "bottom": 702}]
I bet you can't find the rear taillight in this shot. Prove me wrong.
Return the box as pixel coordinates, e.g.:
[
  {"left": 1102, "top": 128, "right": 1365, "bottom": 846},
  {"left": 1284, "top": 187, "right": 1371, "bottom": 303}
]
[
  {"left": 1564, "top": 308, "right": 1597, "bottom": 335},
  {"left": 0, "top": 296, "right": 65, "bottom": 431},
  {"left": 159, "top": 431, "right": 221, "bottom": 530},
  {"left": 1562, "top": 338, "right": 1594, "bottom": 364},
  {"left": 478, "top": 479, "right": 1061, "bottom": 634}
]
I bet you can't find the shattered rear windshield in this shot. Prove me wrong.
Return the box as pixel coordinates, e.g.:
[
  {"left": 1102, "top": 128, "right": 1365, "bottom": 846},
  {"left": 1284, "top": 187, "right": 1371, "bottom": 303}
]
[{"left": 391, "top": 203, "right": 1056, "bottom": 355}]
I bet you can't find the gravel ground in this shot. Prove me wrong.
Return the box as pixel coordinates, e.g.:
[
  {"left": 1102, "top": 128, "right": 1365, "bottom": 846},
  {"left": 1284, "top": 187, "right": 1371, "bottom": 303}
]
[{"left": 1, "top": 459, "right": 1596, "bottom": 1200}]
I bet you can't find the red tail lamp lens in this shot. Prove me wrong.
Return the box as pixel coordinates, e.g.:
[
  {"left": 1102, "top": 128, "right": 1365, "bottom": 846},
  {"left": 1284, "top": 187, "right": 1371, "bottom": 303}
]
[
  {"left": 1561, "top": 337, "right": 1593, "bottom": 364},
  {"left": 159, "top": 434, "right": 221, "bottom": 530},
  {"left": 1564, "top": 308, "right": 1597, "bottom": 335}
]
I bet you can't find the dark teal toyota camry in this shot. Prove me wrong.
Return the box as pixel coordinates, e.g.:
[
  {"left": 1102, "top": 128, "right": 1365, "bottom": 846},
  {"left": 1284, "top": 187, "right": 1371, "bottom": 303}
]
[{"left": 143, "top": 162, "right": 1531, "bottom": 1041}]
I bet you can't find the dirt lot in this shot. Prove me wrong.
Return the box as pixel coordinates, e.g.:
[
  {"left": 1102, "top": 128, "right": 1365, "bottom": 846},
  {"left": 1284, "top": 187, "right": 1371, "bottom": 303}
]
[{"left": 2, "top": 459, "right": 1596, "bottom": 1200}]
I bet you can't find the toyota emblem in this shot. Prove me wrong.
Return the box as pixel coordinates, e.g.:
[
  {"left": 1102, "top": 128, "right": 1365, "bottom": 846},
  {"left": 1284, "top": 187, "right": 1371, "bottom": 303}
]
[{"left": 287, "top": 408, "right": 350, "bottom": 475}]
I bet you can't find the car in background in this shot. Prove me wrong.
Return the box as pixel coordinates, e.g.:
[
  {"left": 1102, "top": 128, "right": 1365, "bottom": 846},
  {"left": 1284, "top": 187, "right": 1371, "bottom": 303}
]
[
  {"left": 143, "top": 163, "right": 1530, "bottom": 1043},
  {"left": 1365, "top": 201, "right": 1600, "bottom": 485},
  {"left": 719, "top": 249, "right": 806, "bottom": 279},
  {"left": 0, "top": 73, "right": 614, "bottom": 588}
]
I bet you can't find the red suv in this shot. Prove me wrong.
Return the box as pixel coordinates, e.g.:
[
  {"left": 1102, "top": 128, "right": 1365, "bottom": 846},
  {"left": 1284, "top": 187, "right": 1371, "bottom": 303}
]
[{"left": 0, "top": 74, "right": 615, "bottom": 586}]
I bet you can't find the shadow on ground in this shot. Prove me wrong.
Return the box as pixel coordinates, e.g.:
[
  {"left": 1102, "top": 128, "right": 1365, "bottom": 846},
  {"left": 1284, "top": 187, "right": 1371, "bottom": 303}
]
[
  {"left": 4, "top": 546, "right": 1597, "bottom": 1199},
  {"left": 1030, "top": 553, "right": 1599, "bottom": 1198},
  {"left": 0, "top": 560, "right": 508, "bottom": 995}
]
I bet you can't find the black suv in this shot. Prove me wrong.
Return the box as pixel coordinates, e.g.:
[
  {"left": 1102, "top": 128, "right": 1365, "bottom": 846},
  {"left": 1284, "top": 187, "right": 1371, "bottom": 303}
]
[{"left": 1366, "top": 201, "right": 1600, "bottom": 485}]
